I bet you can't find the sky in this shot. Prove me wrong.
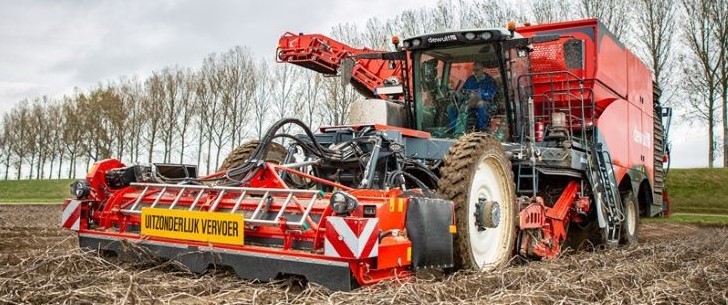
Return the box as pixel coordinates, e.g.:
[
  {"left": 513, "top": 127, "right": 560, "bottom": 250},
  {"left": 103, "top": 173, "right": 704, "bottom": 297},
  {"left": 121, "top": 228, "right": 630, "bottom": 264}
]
[{"left": 0, "top": 0, "right": 712, "bottom": 168}]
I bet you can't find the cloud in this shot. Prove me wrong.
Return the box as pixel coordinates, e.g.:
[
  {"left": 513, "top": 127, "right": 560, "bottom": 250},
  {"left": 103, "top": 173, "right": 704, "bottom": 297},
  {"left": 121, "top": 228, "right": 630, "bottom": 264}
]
[
  {"left": 0, "top": 0, "right": 712, "bottom": 168},
  {"left": 0, "top": 0, "right": 429, "bottom": 111}
]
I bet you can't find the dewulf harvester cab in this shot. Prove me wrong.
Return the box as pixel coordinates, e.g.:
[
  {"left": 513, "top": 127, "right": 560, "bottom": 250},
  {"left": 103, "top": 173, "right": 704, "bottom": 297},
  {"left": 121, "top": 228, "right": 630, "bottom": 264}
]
[{"left": 62, "top": 19, "right": 670, "bottom": 290}]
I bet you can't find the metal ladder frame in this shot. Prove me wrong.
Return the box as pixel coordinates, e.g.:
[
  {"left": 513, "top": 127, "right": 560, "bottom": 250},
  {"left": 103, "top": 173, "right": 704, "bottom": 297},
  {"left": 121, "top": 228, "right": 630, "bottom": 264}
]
[
  {"left": 590, "top": 143, "right": 624, "bottom": 244},
  {"left": 120, "top": 183, "right": 322, "bottom": 230}
]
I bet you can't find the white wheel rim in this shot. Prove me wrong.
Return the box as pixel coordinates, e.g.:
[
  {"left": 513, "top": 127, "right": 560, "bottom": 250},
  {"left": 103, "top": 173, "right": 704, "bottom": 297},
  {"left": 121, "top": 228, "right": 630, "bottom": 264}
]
[
  {"left": 467, "top": 156, "right": 509, "bottom": 269},
  {"left": 626, "top": 201, "right": 637, "bottom": 236}
]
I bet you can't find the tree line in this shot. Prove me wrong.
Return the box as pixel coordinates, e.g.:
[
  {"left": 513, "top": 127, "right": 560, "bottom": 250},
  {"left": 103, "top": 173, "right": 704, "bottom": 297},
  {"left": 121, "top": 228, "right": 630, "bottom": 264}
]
[{"left": 1, "top": 0, "right": 726, "bottom": 180}]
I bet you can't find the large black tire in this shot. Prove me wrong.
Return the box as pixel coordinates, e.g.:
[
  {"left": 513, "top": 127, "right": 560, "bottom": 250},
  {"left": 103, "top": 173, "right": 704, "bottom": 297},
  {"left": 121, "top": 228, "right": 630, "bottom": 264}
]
[
  {"left": 619, "top": 190, "right": 639, "bottom": 245},
  {"left": 218, "top": 140, "right": 287, "bottom": 172},
  {"left": 438, "top": 133, "right": 517, "bottom": 270}
]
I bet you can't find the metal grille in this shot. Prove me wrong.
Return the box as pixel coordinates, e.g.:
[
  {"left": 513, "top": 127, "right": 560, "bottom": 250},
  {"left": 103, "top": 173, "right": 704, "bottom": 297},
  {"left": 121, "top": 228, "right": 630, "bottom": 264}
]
[{"left": 530, "top": 41, "right": 567, "bottom": 76}]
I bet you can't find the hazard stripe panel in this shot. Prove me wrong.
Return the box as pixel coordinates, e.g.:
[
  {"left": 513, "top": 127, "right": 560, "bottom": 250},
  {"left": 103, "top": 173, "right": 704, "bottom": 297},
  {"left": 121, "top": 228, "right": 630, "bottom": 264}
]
[
  {"left": 324, "top": 216, "right": 379, "bottom": 259},
  {"left": 61, "top": 200, "right": 81, "bottom": 231}
]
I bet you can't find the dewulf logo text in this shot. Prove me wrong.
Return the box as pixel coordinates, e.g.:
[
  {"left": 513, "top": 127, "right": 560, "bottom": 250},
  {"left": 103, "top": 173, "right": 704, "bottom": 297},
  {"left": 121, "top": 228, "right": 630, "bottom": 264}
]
[
  {"left": 633, "top": 128, "right": 652, "bottom": 148},
  {"left": 428, "top": 34, "right": 457, "bottom": 44}
]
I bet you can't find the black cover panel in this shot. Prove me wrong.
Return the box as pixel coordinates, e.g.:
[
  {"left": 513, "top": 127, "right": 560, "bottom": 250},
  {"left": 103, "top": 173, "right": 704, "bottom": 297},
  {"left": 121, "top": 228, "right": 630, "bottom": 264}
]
[
  {"left": 405, "top": 197, "right": 454, "bottom": 269},
  {"left": 79, "top": 235, "right": 352, "bottom": 291}
]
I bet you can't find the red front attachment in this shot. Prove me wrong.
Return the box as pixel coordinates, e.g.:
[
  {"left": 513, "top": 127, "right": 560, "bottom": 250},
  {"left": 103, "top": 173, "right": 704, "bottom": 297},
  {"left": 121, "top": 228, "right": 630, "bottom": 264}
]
[{"left": 68, "top": 159, "right": 422, "bottom": 291}]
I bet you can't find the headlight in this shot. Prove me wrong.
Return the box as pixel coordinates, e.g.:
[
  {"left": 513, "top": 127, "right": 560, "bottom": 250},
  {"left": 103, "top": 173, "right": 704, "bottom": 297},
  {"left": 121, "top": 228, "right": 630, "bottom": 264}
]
[
  {"left": 330, "top": 191, "right": 359, "bottom": 215},
  {"left": 411, "top": 39, "right": 421, "bottom": 47},
  {"left": 403, "top": 41, "right": 411, "bottom": 48},
  {"left": 480, "top": 31, "right": 493, "bottom": 40},
  {"left": 464, "top": 32, "right": 476, "bottom": 40},
  {"left": 70, "top": 180, "right": 91, "bottom": 199}
]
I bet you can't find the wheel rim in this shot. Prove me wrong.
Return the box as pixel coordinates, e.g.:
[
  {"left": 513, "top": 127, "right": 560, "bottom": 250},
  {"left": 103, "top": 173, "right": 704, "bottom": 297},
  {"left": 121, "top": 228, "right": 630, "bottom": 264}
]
[
  {"left": 467, "top": 156, "right": 509, "bottom": 269},
  {"left": 626, "top": 200, "right": 637, "bottom": 236}
]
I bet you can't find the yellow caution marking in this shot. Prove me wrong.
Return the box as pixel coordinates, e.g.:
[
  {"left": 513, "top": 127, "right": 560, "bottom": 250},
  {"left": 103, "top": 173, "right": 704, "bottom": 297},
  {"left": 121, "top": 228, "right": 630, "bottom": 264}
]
[
  {"left": 449, "top": 225, "right": 457, "bottom": 234},
  {"left": 389, "top": 197, "right": 395, "bottom": 212},
  {"left": 141, "top": 208, "right": 244, "bottom": 245},
  {"left": 398, "top": 198, "right": 404, "bottom": 212},
  {"left": 407, "top": 246, "right": 412, "bottom": 262}
]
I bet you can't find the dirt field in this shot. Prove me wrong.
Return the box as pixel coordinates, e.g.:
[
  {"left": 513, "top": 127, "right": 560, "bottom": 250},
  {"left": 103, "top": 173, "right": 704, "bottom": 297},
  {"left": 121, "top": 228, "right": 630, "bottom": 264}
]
[{"left": 1, "top": 205, "right": 726, "bottom": 305}]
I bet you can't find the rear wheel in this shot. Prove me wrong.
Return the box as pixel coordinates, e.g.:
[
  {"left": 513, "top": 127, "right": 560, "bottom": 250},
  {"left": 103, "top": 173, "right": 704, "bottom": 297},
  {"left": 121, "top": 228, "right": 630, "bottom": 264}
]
[
  {"left": 620, "top": 190, "right": 639, "bottom": 245},
  {"left": 218, "top": 140, "right": 287, "bottom": 172},
  {"left": 439, "top": 133, "right": 516, "bottom": 270}
]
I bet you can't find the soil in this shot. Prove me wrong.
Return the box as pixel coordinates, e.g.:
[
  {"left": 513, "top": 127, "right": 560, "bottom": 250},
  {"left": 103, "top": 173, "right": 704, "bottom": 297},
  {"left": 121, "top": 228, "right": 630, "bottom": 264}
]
[{"left": 1, "top": 204, "right": 726, "bottom": 304}]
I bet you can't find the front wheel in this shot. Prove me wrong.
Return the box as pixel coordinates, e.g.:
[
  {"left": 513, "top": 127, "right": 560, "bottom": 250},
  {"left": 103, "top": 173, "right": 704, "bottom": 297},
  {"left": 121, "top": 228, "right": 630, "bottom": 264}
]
[{"left": 438, "top": 133, "right": 516, "bottom": 270}]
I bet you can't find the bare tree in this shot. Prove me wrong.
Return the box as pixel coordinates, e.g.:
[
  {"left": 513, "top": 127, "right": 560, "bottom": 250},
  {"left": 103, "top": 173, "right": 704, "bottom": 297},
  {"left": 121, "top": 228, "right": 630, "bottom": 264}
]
[
  {"left": 197, "top": 53, "right": 227, "bottom": 172},
  {"left": 6, "top": 100, "right": 30, "bottom": 179},
  {"left": 681, "top": 0, "right": 722, "bottom": 167},
  {"left": 220, "top": 46, "right": 255, "bottom": 149},
  {"left": 97, "top": 82, "right": 130, "bottom": 163},
  {"left": 143, "top": 74, "right": 166, "bottom": 163},
  {"left": 29, "top": 98, "right": 50, "bottom": 179},
  {"left": 578, "top": 0, "right": 632, "bottom": 40},
  {"left": 158, "top": 67, "right": 183, "bottom": 163},
  {"left": 635, "top": 0, "right": 677, "bottom": 102},
  {"left": 192, "top": 70, "right": 209, "bottom": 171},
  {"left": 118, "top": 76, "right": 145, "bottom": 163},
  {"left": 396, "top": 8, "right": 434, "bottom": 38},
  {"left": 461, "top": 0, "right": 529, "bottom": 28},
  {"left": 201, "top": 53, "right": 232, "bottom": 170},
  {"left": 296, "top": 70, "right": 324, "bottom": 129},
  {"left": 711, "top": 0, "right": 728, "bottom": 166},
  {"left": 61, "top": 94, "right": 85, "bottom": 178},
  {"left": 252, "top": 59, "right": 273, "bottom": 139},
  {"left": 176, "top": 68, "right": 196, "bottom": 164},
  {"left": 528, "top": 0, "right": 577, "bottom": 23},
  {"left": 363, "top": 17, "right": 397, "bottom": 51},
  {"left": 46, "top": 102, "right": 65, "bottom": 179},
  {"left": 321, "top": 78, "right": 359, "bottom": 126},
  {"left": 270, "top": 62, "right": 302, "bottom": 137},
  {"left": 78, "top": 86, "right": 116, "bottom": 166},
  {"left": 431, "top": 1, "right": 456, "bottom": 31},
  {"left": 0, "top": 117, "right": 10, "bottom": 179}
]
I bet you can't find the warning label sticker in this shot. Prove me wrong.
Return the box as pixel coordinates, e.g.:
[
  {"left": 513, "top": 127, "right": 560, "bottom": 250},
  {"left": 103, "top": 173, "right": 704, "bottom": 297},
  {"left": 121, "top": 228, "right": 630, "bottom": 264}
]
[{"left": 140, "top": 208, "right": 244, "bottom": 245}]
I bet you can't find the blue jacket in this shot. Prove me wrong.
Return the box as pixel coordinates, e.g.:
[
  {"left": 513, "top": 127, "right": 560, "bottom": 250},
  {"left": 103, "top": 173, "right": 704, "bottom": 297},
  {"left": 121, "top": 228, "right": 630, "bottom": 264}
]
[{"left": 462, "top": 74, "right": 497, "bottom": 101}]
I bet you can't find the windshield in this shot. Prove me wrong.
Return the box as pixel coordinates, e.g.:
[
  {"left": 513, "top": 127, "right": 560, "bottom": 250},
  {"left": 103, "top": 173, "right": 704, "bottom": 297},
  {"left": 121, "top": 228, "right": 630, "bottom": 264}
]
[{"left": 413, "top": 43, "right": 509, "bottom": 139}]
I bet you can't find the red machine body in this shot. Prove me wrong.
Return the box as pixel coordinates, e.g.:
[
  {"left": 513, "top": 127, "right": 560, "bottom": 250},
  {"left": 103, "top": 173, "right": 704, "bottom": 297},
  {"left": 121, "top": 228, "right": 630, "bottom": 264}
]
[{"left": 517, "top": 20, "right": 659, "bottom": 207}]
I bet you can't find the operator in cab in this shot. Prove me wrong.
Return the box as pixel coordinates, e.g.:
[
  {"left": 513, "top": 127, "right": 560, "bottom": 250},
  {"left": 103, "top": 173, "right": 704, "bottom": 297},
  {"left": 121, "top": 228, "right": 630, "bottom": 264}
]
[{"left": 447, "top": 61, "right": 498, "bottom": 132}]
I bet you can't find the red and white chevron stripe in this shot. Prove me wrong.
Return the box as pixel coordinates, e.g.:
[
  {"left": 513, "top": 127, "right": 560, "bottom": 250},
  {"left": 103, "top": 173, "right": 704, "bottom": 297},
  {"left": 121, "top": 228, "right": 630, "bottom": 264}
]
[
  {"left": 61, "top": 200, "right": 81, "bottom": 231},
  {"left": 324, "top": 216, "right": 379, "bottom": 259}
]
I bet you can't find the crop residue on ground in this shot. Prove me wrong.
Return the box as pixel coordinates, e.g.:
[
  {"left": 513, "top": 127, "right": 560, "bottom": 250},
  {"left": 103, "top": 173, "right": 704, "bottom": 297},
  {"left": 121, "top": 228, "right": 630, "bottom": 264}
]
[{"left": 1, "top": 205, "right": 726, "bottom": 304}]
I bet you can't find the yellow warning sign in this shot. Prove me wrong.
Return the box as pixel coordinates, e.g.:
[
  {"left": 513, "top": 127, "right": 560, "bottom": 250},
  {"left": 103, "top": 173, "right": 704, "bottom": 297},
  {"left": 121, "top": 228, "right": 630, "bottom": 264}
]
[{"left": 140, "top": 208, "right": 244, "bottom": 245}]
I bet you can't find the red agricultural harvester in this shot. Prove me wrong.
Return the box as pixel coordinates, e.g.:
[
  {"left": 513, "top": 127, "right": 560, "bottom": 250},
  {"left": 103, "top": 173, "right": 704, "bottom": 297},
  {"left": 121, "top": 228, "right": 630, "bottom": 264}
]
[{"left": 62, "top": 19, "right": 672, "bottom": 290}]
